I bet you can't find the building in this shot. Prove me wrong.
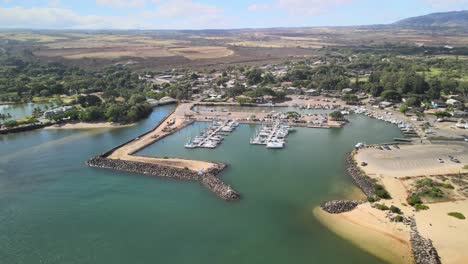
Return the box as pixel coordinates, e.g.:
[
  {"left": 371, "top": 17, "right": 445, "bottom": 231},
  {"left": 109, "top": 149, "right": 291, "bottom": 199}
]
[
  {"left": 446, "top": 99, "right": 462, "bottom": 106},
  {"left": 305, "top": 89, "right": 319, "bottom": 96},
  {"left": 432, "top": 100, "right": 447, "bottom": 109}
]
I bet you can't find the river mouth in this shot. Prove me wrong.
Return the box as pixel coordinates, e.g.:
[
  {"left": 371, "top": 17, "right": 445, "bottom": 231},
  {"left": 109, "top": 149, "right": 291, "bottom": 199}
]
[{"left": 0, "top": 107, "right": 403, "bottom": 264}]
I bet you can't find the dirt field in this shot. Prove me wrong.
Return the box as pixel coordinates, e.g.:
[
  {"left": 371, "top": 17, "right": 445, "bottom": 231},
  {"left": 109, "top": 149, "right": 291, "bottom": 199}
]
[{"left": 168, "top": 46, "right": 234, "bottom": 60}]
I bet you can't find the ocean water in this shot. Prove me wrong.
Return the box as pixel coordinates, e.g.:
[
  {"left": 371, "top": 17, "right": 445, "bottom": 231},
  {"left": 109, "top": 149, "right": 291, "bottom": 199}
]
[{"left": 0, "top": 105, "right": 403, "bottom": 264}]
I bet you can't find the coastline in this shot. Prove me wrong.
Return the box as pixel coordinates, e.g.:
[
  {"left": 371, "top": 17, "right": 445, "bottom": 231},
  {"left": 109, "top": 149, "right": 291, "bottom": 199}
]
[
  {"left": 44, "top": 122, "right": 135, "bottom": 130},
  {"left": 318, "top": 143, "right": 468, "bottom": 264},
  {"left": 313, "top": 204, "right": 413, "bottom": 264}
]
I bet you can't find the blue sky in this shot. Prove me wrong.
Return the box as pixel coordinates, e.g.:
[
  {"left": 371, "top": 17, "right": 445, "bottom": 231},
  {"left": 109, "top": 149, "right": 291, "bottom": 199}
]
[{"left": 0, "top": 0, "right": 467, "bottom": 29}]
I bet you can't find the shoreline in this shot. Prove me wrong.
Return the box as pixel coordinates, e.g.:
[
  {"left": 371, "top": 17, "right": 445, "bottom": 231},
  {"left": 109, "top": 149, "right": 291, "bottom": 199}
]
[
  {"left": 318, "top": 144, "right": 468, "bottom": 264},
  {"left": 44, "top": 122, "right": 135, "bottom": 130},
  {"left": 313, "top": 204, "right": 413, "bottom": 264}
]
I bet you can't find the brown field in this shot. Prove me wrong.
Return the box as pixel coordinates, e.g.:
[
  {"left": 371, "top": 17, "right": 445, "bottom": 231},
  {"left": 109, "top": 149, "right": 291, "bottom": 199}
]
[
  {"left": 36, "top": 46, "right": 175, "bottom": 59},
  {"left": 3, "top": 25, "right": 468, "bottom": 70},
  {"left": 168, "top": 46, "right": 234, "bottom": 60}
]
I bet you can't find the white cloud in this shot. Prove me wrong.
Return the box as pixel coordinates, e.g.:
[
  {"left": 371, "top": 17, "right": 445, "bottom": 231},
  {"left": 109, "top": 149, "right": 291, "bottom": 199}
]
[
  {"left": 96, "top": 0, "right": 147, "bottom": 8},
  {"left": 0, "top": 7, "right": 150, "bottom": 29},
  {"left": 153, "top": 0, "right": 222, "bottom": 18},
  {"left": 422, "top": 0, "right": 468, "bottom": 10},
  {"left": 141, "top": 0, "right": 229, "bottom": 29},
  {"left": 248, "top": 3, "right": 272, "bottom": 12},
  {"left": 249, "top": 0, "right": 356, "bottom": 15}
]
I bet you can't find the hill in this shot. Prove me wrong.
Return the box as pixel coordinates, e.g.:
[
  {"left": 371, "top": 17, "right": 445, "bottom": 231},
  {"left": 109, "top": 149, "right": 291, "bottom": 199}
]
[{"left": 394, "top": 10, "right": 468, "bottom": 27}]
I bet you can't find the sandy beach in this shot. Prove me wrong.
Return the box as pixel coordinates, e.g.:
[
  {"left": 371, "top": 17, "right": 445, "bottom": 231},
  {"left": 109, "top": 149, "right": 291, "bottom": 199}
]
[
  {"left": 314, "top": 203, "right": 413, "bottom": 264},
  {"left": 349, "top": 143, "right": 468, "bottom": 264},
  {"left": 44, "top": 122, "right": 134, "bottom": 130}
]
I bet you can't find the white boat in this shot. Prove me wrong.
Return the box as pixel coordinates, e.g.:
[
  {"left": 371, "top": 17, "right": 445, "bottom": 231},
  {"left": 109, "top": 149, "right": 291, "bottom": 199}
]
[
  {"left": 184, "top": 141, "right": 196, "bottom": 149},
  {"left": 355, "top": 142, "right": 365, "bottom": 149},
  {"left": 267, "top": 140, "right": 284, "bottom": 149},
  {"left": 221, "top": 126, "right": 234, "bottom": 132}
]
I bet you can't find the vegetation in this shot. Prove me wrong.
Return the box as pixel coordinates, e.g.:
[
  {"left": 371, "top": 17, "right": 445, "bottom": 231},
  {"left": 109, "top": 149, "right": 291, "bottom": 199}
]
[
  {"left": 390, "top": 205, "right": 402, "bottom": 214},
  {"left": 393, "top": 215, "right": 404, "bottom": 222},
  {"left": 447, "top": 212, "right": 466, "bottom": 220},
  {"left": 374, "top": 184, "right": 392, "bottom": 199},
  {"left": 374, "top": 203, "right": 389, "bottom": 211},
  {"left": 2, "top": 118, "right": 39, "bottom": 128},
  {"left": 415, "top": 204, "right": 430, "bottom": 211},
  {"left": 329, "top": 111, "right": 344, "bottom": 121}
]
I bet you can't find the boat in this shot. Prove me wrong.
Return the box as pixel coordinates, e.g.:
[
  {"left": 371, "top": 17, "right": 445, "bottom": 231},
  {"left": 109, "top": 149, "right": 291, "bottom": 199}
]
[
  {"left": 355, "top": 142, "right": 365, "bottom": 149},
  {"left": 267, "top": 140, "right": 284, "bottom": 149},
  {"left": 184, "top": 141, "right": 196, "bottom": 149},
  {"left": 221, "top": 126, "right": 234, "bottom": 132}
]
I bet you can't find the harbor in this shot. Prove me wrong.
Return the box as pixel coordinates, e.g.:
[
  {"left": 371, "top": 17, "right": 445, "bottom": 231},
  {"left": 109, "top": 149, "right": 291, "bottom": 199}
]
[
  {"left": 1, "top": 103, "right": 409, "bottom": 264},
  {"left": 250, "top": 122, "right": 295, "bottom": 149},
  {"left": 184, "top": 120, "right": 239, "bottom": 149}
]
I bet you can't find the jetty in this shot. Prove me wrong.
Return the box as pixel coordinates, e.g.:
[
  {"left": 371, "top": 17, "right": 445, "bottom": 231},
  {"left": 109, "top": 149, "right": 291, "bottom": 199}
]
[
  {"left": 87, "top": 101, "right": 347, "bottom": 200},
  {"left": 87, "top": 103, "right": 240, "bottom": 201}
]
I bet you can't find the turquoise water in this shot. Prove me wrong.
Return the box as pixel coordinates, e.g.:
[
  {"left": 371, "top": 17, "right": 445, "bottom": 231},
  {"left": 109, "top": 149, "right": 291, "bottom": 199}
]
[{"left": 0, "top": 105, "right": 403, "bottom": 264}]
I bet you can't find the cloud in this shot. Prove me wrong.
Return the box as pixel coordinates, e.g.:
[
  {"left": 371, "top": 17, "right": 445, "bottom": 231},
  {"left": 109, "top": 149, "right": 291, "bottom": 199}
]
[
  {"left": 249, "top": 0, "right": 356, "bottom": 15},
  {"left": 96, "top": 0, "right": 147, "bottom": 8},
  {"left": 422, "top": 0, "right": 468, "bottom": 10},
  {"left": 248, "top": 3, "right": 272, "bottom": 12},
  {"left": 153, "top": 0, "right": 222, "bottom": 18},
  {"left": 0, "top": 6, "right": 150, "bottom": 29},
  {"left": 141, "top": 0, "right": 229, "bottom": 29}
]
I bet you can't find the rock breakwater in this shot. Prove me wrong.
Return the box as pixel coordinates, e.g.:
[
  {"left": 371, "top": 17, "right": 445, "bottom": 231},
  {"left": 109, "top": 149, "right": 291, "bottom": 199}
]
[
  {"left": 320, "top": 200, "right": 364, "bottom": 214},
  {"left": 87, "top": 157, "right": 240, "bottom": 201},
  {"left": 409, "top": 218, "right": 441, "bottom": 264},
  {"left": 345, "top": 152, "right": 376, "bottom": 197}
]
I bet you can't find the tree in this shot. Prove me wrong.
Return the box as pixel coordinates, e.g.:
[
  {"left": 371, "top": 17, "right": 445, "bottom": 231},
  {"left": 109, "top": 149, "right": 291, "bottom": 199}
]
[
  {"left": 105, "top": 104, "right": 126, "bottom": 123},
  {"left": 381, "top": 90, "right": 401, "bottom": 102},
  {"left": 80, "top": 106, "right": 104, "bottom": 122},
  {"left": 128, "top": 94, "right": 146, "bottom": 105},
  {"left": 400, "top": 104, "right": 409, "bottom": 114},
  {"left": 246, "top": 68, "right": 263, "bottom": 85},
  {"left": 435, "top": 111, "right": 451, "bottom": 118},
  {"left": 329, "top": 111, "right": 344, "bottom": 121},
  {"left": 405, "top": 97, "right": 421, "bottom": 107},
  {"left": 342, "top": 94, "right": 359, "bottom": 104}
]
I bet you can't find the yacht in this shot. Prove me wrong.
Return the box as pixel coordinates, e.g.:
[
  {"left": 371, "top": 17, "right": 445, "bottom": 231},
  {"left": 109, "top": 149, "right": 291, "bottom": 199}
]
[
  {"left": 221, "top": 126, "right": 234, "bottom": 132},
  {"left": 267, "top": 140, "right": 284, "bottom": 149},
  {"left": 184, "top": 141, "right": 196, "bottom": 149}
]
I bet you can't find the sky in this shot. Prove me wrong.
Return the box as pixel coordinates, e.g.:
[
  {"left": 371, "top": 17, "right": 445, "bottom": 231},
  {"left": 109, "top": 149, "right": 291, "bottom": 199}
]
[{"left": 0, "top": 0, "right": 467, "bottom": 30}]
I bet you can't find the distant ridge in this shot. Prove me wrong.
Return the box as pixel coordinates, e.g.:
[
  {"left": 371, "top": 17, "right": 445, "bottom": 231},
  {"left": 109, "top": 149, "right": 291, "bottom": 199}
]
[{"left": 394, "top": 10, "right": 468, "bottom": 27}]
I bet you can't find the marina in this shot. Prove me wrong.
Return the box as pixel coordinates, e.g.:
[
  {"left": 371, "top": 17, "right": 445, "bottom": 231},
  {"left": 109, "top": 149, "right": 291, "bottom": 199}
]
[
  {"left": 1, "top": 104, "right": 407, "bottom": 264},
  {"left": 250, "top": 122, "right": 295, "bottom": 149},
  {"left": 352, "top": 106, "right": 419, "bottom": 137},
  {"left": 184, "top": 120, "right": 239, "bottom": 149}
]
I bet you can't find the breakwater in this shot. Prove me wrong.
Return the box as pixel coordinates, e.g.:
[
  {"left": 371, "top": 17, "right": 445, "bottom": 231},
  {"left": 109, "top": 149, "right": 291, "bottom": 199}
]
[
  {"left": 345, "top": 152, "right": 376, "bottom": 197},
  {"left": 320, "top": 200, "right": 364, "bottom": 214},
  {"left": 409, "top": 218, "right": 441, "bottom": 264},
  {"left": 87, "top": 157, "right": 240, "bottom": 201}
]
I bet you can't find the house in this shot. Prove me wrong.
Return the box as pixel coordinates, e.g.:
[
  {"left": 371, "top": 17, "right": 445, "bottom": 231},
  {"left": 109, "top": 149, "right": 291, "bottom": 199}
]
[
  {"left": 342, "top": 88, "right": 353, "bottom": 94},
  {"left": 446, "top": 99, "right": 462, "bottom": 106},
  {"left": 432, "top": 100, "right": 447, "bottom": 109},
  {"left": 286, "top": 87, "right": 299, "bottom": 95},
  {"left": 43, "top": 106, "right": 75, "bottom": 118},
  {"left": 379, "top": 101, "right": 393, "bottom": 109},
  {"left": 305, "top": 89, "right": 318, "bottom": 96}
]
